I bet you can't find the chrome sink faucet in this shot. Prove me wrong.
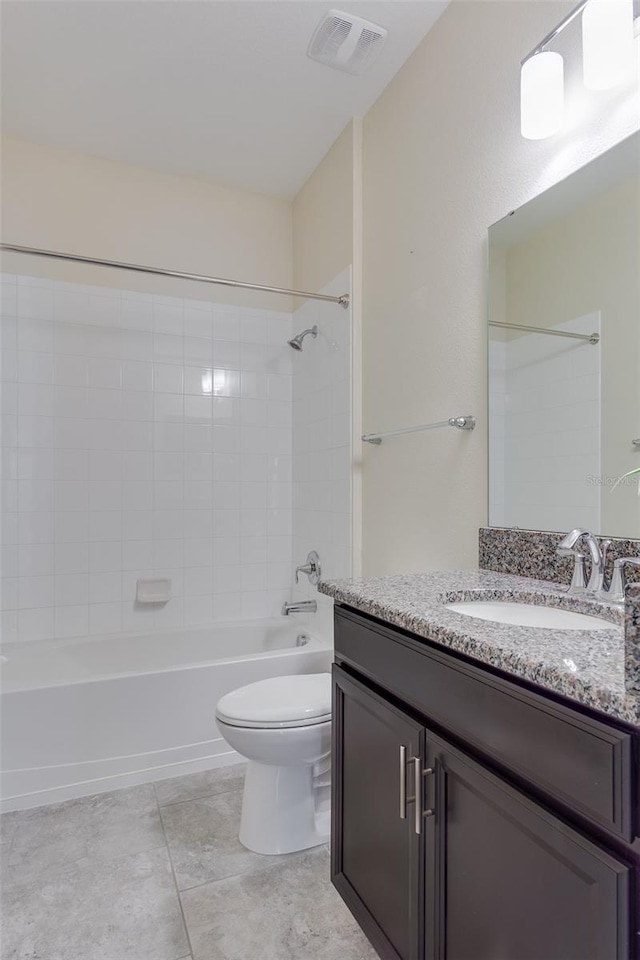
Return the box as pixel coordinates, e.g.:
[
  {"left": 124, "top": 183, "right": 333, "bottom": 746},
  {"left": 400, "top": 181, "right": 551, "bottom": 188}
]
[
  {"left": 557, "top": 528, "right": 640, "bottom": 604},
  {"left": 556, "top": 528, "right": 610, "bottom": 597}
]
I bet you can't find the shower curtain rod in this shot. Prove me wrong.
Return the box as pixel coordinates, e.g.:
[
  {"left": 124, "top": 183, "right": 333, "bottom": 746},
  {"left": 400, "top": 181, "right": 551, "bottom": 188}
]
[{"left": 0, "top": 243, "right": 350, "bottom": 309}]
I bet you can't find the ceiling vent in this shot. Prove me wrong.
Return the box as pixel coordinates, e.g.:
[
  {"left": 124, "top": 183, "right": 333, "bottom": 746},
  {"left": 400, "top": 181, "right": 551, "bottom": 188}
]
[{"left": 307, "top": 10, "right": 387, "bottom": 75}]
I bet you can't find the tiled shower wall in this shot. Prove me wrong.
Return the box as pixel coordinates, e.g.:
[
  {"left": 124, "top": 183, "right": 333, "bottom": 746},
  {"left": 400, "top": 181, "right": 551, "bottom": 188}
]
[{"left": 0, "top": 273, "right": 295, "bottom": 642}]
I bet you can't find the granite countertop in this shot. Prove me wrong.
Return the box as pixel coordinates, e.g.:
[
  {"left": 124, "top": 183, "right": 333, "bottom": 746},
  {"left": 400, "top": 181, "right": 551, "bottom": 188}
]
[{"left": 318, "top": 569, "right": 640, "bottom": 727}]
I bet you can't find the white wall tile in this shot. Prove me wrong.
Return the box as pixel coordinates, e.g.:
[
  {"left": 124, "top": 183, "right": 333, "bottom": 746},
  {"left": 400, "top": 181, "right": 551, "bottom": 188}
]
[
  {"left": 1, "top": 576, "right": 18, "bottom": 611},
  {"left": 19, "top": 318, "right": 54, "bottom": 352},
  {"left": 213, "top": 565, "right": 242, "bottom": 594},
  {"left": 1, "top": 609, "right": 18, "bottom": 641},
  {"left": 89, "top": 601, "right": 122, "bottom": 636},
  {"left": 18, "top": 575, "right": 54, "bottom": 609},
  {"left": 121, "top": 298, "right": 153, "bottom": 332},
  {"left": 89, "top": 572, "right": 122, "bottom": 604},
  {"left": 54, "top": 385, "right": 89, "bottom": 419},
  {"left": 213, "top": 342, "right": 241, "bottom": 370},
  {"left": 184, "top": 593, "right": 213, "bottom": 625},
  {"left": 122, "top": 359, "right": 153, "bottom": 392},
  {"left": 55, "top": 542, "right": 89, "bottom": 575},
  {"left": 18, "top": 606, "right": 54, "bottom": 641},
  {"left": 18, "top": 542, "right": 54, "bottom": 576},
  {"left": 18, "top": 382, "right": 54, "bottom": 417},
  {"left": 55, "top": 604, "right": 89, "bottom": 639},
  {"left": 154, "top": 362, "right": 183, "bottom": 395},
  {"left": 54, "top": 573, "right": 89, "bottom": 606},
  {"left": 184, "top": 565, "right": 213, "bottom": 596},
  {"left": 89, "top": 541, "right": 122, "bottom": 573},
  {"left": 2, "top": 273, "right": 299, "bottom": 640}
]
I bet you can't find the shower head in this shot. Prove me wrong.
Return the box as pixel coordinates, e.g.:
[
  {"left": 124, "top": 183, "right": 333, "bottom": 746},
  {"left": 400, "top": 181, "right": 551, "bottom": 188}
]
[{"left": 287, "top": 325, "right": 318, "bottom": 351}]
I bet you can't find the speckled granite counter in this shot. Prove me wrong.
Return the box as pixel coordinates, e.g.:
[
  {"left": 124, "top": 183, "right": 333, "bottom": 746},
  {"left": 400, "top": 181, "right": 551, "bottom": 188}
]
[{"left": 318, "top": 569, "right": 640, "bottom": 727}]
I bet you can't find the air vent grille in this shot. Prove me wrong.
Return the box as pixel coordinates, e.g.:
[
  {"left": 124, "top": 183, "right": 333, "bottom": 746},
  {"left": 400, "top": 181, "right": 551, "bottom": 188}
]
[
  {"left": 307, "top": 10, "right": 387, "bottom": 75},
  {"left": 308, "top": 15, "right": 352, "bottom": 61}
]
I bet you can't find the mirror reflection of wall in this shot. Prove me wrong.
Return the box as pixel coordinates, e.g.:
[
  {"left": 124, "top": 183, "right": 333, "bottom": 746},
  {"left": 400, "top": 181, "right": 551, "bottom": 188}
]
[{"left": 488, "top": 132, "right": 640, "bottom": 540}]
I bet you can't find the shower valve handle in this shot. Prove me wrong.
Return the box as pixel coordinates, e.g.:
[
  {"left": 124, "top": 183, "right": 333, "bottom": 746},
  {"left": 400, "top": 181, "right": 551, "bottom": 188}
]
[{"left": 295, "top": 551, "right": 321, "bottom": 585}]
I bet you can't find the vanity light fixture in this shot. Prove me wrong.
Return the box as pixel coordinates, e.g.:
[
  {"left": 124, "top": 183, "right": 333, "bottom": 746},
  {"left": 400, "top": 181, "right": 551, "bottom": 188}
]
[
  {"left": 520, "top": 51, "right": 565, "bottom": 140},
  {"left": 520, "top": 0, "right": 637, "bottom": 140}
]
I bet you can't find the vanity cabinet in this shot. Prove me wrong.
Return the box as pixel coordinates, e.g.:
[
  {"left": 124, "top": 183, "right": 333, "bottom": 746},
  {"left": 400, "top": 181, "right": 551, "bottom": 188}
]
[
  {"left": 332, "top": 606, "right": 638, "bottom": 960},
  {"left": 332, "top": 668, "right": 424, "bottom": 960}
]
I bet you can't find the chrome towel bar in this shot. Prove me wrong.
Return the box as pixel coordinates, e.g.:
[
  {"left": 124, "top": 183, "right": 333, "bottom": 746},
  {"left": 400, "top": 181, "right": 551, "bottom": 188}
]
[
  {"left": 489, "top": 321, "right": 599, "bottom": 344},
  {"left": 362, "top": 416, "right": 476, "bottom": 445}
]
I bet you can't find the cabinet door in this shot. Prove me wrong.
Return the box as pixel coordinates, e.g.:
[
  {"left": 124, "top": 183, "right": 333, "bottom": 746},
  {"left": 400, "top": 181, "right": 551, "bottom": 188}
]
[
  {"left": 332, "top": 665, "right": 425, "bottom": 960},
  {"left": 426, "top": 733, "right": 630, "bottom": 960}
]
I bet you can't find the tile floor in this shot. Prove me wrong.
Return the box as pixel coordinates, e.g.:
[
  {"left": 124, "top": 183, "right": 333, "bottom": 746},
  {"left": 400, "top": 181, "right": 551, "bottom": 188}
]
[{"left": 0, "top": 764, "right": 378, "bottom": 960}]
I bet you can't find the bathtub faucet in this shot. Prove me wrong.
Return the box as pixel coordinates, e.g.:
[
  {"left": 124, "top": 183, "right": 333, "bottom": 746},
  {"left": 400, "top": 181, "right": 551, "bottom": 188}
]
[{"left": 282, "top": 600, "right": 317, "bottom": 616}]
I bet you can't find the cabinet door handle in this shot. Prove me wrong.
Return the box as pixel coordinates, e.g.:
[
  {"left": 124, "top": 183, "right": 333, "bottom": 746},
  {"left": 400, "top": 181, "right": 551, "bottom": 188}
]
[
  {"left": 414, "top": 758, "right": 422, "bottom": 834},
  {"left": 401, "top": 747, "right": 432, "bottom": 828},
  {"left": 399, "top": 745, "right": 408, "bottom": 819},
  {"left": 415, "top": 763, "right": 435, "bottom": 833}
]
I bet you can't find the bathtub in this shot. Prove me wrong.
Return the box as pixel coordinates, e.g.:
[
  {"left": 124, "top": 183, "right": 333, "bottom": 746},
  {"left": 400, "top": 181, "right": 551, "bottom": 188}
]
[{"left": 0, "top": 619, "right": 332, "bottom": 812}]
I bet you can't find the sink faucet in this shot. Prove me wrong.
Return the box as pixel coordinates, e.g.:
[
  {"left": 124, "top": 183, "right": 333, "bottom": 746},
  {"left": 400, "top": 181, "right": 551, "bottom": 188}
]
[{"left": 556, "top": 528, "right": 610, "bottom": 597}]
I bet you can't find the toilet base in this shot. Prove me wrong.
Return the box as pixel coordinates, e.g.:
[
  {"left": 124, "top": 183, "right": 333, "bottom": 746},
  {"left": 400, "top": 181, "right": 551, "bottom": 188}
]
[{"left": 239, "top": 760, "right": 330, "bottom": 855}]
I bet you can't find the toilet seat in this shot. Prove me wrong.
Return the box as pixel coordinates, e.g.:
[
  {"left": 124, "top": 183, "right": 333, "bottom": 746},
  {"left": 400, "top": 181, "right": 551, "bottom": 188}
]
[{"left": 216, "top": 673, "right": 331, "bottom": 729}]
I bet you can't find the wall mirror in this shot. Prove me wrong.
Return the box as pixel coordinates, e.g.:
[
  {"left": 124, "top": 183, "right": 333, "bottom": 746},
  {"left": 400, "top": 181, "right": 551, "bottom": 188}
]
[{"left": 488, "top": 131, "right": 640, "bottom": 540}]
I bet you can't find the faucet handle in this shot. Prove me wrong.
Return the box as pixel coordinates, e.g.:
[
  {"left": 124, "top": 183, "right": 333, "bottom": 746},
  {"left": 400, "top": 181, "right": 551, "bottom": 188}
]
[
  {"left": 607, "top": 556, "right": 640, "bottom": 604},
  {"left": 294, "top": 550, "right": 321, "bottom": 585},
  {"left": 556, "top": 533, "right": 587, "bottom": 594},
  {"left": 566, "top": 552, "right": 587, "bottom": 595}
]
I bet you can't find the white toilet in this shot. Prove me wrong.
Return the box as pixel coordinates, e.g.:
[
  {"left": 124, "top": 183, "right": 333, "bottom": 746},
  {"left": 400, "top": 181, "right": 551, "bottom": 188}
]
[{"left": 216, "top": 673, "right": 332, "bottom": 855}]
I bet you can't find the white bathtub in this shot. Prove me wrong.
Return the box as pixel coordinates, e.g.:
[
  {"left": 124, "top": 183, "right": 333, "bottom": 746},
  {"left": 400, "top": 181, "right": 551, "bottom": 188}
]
[{"left": 0, "top": 619, "right": 332, "bottom": 812}]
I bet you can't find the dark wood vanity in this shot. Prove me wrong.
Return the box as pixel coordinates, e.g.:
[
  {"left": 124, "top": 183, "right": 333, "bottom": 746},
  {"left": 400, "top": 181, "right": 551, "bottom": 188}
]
[{"left": 331, "top": 604, "right": 639, "bottom": 960}]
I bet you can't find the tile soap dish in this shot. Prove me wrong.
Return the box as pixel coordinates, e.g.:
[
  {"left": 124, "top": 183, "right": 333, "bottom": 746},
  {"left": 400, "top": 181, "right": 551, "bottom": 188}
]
[{"left": 136, "top": 578, "right": 172, "bottom": 604}]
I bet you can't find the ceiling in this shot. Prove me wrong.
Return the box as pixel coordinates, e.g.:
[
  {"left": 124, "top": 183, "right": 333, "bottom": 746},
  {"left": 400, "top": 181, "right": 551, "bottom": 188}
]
[{"left": 1, "top": 0, "right": 448, "bottom": 199}]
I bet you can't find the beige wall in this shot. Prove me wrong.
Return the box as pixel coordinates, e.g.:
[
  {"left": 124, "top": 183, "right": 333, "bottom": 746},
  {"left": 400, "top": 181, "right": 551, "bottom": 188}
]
[
  {"left": 292, "top": 118, "right": 364, "bottom": 574},
  {"left": 503, "top": 174, "right": 640, "bottom": 538},
  {"left": 292, "top": 123, "right": 355, "bottom": 298},
  {"left": 361, "top": 0, "right": 639, "bottom": 575},
  {"left": 1, "top": 137, "right": 292, "bottom": 309}
]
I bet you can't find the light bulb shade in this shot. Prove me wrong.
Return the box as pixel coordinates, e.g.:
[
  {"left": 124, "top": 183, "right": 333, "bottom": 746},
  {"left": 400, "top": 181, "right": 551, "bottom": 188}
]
[
  {"left": 520, "top": 51, "right": 564, "bottom": 140},
  {"left": 582, "top": 0, "right": 635, "bottom": 90}
]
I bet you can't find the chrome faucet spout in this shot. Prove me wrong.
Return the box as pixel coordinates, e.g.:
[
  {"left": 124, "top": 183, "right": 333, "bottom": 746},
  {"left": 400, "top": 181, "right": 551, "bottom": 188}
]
[
  {"left": 282, "top": 600, "right": 317, "bottom": 616},
  {"left": 557, "top": 528, "right": 607, "bottom": 596}
]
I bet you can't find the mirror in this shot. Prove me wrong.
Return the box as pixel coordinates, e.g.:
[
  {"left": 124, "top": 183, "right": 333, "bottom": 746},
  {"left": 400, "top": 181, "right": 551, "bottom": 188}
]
[{"left": 488, "top": 132, "right": 640, "bottom": 540}]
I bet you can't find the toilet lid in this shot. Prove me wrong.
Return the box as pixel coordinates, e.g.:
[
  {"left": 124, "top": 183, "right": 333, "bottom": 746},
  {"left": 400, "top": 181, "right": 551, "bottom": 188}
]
[{"left": 216, "top": 673, "right": 332, "bottom": 729}]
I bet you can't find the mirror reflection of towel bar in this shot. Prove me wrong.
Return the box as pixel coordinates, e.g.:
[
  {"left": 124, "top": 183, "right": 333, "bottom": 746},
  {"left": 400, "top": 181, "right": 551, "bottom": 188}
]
[
  {"left": 362, "top": 416, "right": 476, "bottom": 445},
  {"left": 489, "top": 321, "right": 599, "bottom": 344}
]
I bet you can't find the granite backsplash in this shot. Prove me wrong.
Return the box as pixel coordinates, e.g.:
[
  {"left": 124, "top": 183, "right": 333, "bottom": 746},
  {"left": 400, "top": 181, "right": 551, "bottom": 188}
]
[
  {"left": 479, "top": 527, "right": 640, "bottom": 586},
  {"left": 626, "top": 583, "right": 640, "bottom": 696}
]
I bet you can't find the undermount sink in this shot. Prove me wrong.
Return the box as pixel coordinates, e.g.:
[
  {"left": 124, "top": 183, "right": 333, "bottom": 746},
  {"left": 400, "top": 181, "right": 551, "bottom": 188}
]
[{"left": 445, "top": 601, "right": 613, "bottom": 631}]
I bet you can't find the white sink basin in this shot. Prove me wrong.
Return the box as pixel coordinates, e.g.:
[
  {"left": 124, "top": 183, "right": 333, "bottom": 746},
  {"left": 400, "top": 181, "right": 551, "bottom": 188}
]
[{"left": 445, "top": 601, "right": 612, "bottom": 631}]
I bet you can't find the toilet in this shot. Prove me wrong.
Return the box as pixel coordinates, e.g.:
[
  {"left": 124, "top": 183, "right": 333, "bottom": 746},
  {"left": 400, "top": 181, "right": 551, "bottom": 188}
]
[{"left": 216, "top": 673, "right": 332, "bottom": 855}]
